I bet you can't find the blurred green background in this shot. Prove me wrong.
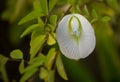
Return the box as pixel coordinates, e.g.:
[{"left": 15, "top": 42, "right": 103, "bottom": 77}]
[{"left": 0, "top": 0, "right": 120, "bottom": 82}]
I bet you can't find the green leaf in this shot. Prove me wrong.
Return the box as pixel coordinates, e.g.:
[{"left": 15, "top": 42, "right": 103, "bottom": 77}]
[
  {"left": 83, "top": 5, "right": 89, "bottom": 17},
  {"left": 45, "top": 24, "right": 53, "bottom": 32},
  {"left": 18, "top": 10, "right": 44, "bottom": 25},
  {"left": 10, "top": 49, "right": 23, "bottom": 59},
  {"left": 48, "top": 70, "right": 55, "bottom": 82},
  {"left": 49, "top": 15, "right": 57, "bottom": 26},
  {"left": 39, "top": 67, "right": 49, "bottom": 80},
  {"left": 37, "top": 17, "right": 44, "bottom": 27},
  {"left": 33, "top": 0, "right": 41, "bottom": 11},
  {"left": 56, "top": 53, "right": 68, "bottom": 80},
  {"left": 29, "top": 53, "right": 46, "bottom": 64},
  {"left": 45, "top": 48, "right": 57, "bottom": 70},
  {"left": 47, "top": 33, "right": 56, "bottom": 45},
  {"left": 39, "top": 0, "right": 48, "bottom": 15},
  {"left": 20, "top": 24, "right": 40, "bottom": 38},
  {"left": 30, "top": 35, "right": 46, "bottom": 59},
  {"left": 0, "top": 55, "right": 9, "bottom": 82},
  {"left": 49, "top": 0, "right": 57, "bottom": 11},
  {"left": 49, "top": 15, "right": 57, "bottom": 31},
  {"left": 92, "top": 9, "right": 98, "bottom": 18},
  {"left": 22, "top": 54, "right": 45, "bottom": 73},
  {"left": 20, "top": 68, "right": 38, "bottom": 82},
  {"left": 31, "top": 27, "right": 44, "bottom": 42},
  {"left": 19, "top": 60, "right": 24, "bottom": 74},
  {"left": 33, "top": 0, "right": 48, "bottom": 15},
  {"left": 23, "top": 59, "right": 45, "bottom": 73},
  {"left": 101, "top": 16, "right": 111, "bottom": 22},
  {"left": 91, "top": 18, "right": 98, "bottom": 24}
]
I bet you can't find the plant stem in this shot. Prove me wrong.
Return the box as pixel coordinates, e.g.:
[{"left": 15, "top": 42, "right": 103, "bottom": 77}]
[{"left": 54, "top": 5, "right": 72, "bottom": 32}]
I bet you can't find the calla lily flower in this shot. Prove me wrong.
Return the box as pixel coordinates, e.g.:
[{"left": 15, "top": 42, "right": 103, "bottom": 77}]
[{"left": 56, "top": 14, "right": 96, "bottom": 60}]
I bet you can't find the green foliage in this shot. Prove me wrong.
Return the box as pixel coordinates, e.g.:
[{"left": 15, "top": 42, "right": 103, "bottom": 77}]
[
  {"left": 30, "top": 35, "right": 46, "bottom": 59},
  {"left": 91, "top": 9, "right": 98, "bottom": 18},
  {"left": 20, "top": 24, "right": 40, "bottom": 38},
  {"left": 10, "top": 49, "right": 23, "bottom": 59},
  {"left": 21, "top": 54, "right": 45, "bottom": 73},
  {"left": 37, "top": 17, "right": 44, "bottom": 27},
  {"left": 45, "top": 48, "right": 57, "bottom": 70},
  {"left": 18, "top": 0, "right": 47, "bottom": 25},
  {"left": 18, "top": 10, "right": 44, "bottom": 25},
  {"left": 28, "top": 53, "right": 45, "bottom": 64},
  {"left": 39, "top": 67, "right": 49, "bottom": 80},
  {"left": 47, "top": 33, "right": 56, "bottom": 45},
  {"left": 19, "top": 54, "right": 46, "bottom": 81},
  {"left": 20, "top": 68, "right": 38, "bottom": 82},
  {"left": 19, "top": 60, "right": 24, "bottom": 74},
  {"left": 49, "top": 0, "right": 57, "bottom": 11},
  {"left": 101, "top": 16, "right": 111, "bottom": 22},
  {"left": 49, "top": 15, "right": 57, "bottom": 31},
  {"left": 90, "top": 9, "right": 98, "bottom": 23},
  {"left": 83, "top": 5, "right": 90, "bottom": 18},
  {"left": 56, "top": 53, "right": 68, "bottom": 80},
  {"left": 39, "top": 0, "right": 48, "bottom": 15},
  {"left": 23, "top": 58, "right": 44, "bottom": 73}
]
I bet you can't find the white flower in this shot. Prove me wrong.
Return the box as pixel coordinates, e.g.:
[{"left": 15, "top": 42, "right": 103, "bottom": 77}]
[{"left": 56, "top": 14, "right": 96, "bottom": 60}]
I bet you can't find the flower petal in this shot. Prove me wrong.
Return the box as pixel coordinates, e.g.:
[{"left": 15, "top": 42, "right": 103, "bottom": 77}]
[{"left": 56, "top": 14, "right": 96, "bottom": 60}]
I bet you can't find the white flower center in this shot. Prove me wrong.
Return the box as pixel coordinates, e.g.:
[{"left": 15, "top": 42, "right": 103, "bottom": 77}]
[{"left": 68, "top": 16, "right": 82, "bottom": 42}]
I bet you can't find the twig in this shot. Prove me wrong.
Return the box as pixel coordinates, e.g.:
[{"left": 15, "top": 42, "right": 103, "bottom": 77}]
[{"left": 54, "top": 5, "right": 72, "bottom": 32}]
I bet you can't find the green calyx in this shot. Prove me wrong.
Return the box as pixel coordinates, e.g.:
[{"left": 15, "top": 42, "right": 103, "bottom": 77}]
[{"left": 68, "top": 15, "right": 82, "bottom": 43}]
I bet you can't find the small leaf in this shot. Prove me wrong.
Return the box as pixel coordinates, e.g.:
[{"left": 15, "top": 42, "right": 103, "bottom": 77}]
[
  {"left": 101, "top": 16, "right": 111, "bottom": 22},
  {"left": 39, "top": 67, "right": 49, "bottom": 80},
  {"left": 83, "top": 5, "right": 89, "bottom": 17},
  {"left": 10, "top": 49, "right": 23, "bottom": 59},
  {"left": 48, "top": 70, "right": 55, "bottom": 82},
  {"left": 33, "top": 0, "right": 41, "bottom": 11},
  {"left": 30, "top": 35, "right": 46, "bottom": 59},
  {"left": 22, "top": 54, "right": 45, "bottom": 73},
  {"left": 31, "top": 28, "right": 44, "bottom": 42},
  {"left": 18, "top": 10, "right": 44, "bottom": 25},
  {"left": 47, "top": 33, "right": 56, "bottom": 45},
  {"left": 29, "top": 53, "right": 46, "bottom": 64},
  {"left": 20, "top": 24, "right": 40, "bottom": 38},
  {"left": 40, "top": 0, "right": 48, "bottom": 15},
  {"left": 49, "top": 15, "right": 57, "bottom": 31},
  {"left": 56, "top": 53, "right": 68, "bottom": 80},
  {"left": 45, "top": 24, "right": 53, "bottom": 32},
  {"left": 49, "top": 0, "right": 57, "bottom": 11},
  {"left": 20, "top": 68, "right": 38, "bottom": 82},
  {"left": 45, "top": 48, "right": 57, "bottom": 70},
  {"left": 92, "top": 9, "right": 98, "bottom": 18},
  {"left": 0, "top": 55, "right": 9, "bottom": 82},
  {"left": 23, "top": 58, "right": 45, "bottom": 73},
  {"left": 37, "top": 17, "right": 44, "bottom": 27},
  {"left": 91, "top": 18, "right": 98, "bottom": 24},
  {"left": 19, "top": 60, "right": 24, "bottom": 74},
  {"left": 49, "top": 15, "right": 57, "bottom": 26}
]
